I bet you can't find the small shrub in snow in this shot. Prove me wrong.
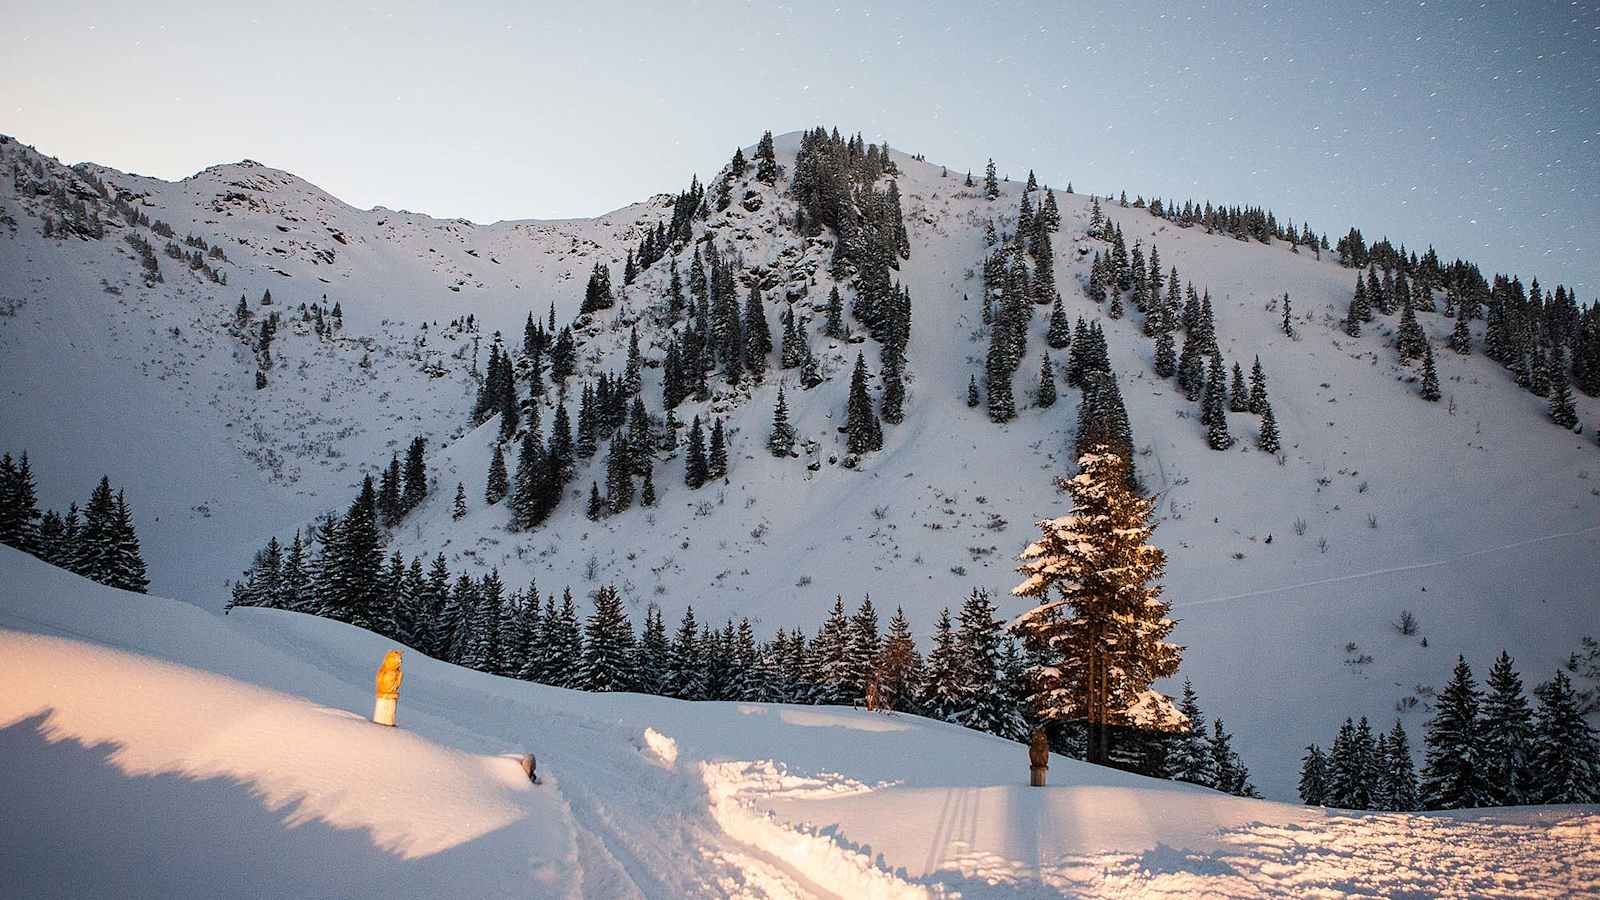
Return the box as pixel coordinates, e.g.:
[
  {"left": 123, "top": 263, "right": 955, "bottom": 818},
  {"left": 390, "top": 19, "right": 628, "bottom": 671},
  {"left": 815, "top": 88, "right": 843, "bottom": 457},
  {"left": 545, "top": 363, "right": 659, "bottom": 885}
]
[{"left": 1395, "top": 610, "right": 1419, "bottom": 636}]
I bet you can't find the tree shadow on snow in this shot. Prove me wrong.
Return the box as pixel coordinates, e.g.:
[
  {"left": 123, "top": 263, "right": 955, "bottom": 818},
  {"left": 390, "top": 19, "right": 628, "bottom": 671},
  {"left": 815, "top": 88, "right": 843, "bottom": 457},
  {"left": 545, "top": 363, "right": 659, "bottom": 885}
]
[{"left": 0, "top": 710, "right": 539, "bottom": 900}]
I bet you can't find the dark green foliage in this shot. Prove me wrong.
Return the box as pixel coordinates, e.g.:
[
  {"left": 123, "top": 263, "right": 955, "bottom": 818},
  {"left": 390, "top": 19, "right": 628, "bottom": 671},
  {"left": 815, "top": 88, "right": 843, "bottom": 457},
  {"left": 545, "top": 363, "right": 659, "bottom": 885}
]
[
  {"left": 1298, "top": 744, "right": 1329, "bottom": 805},
  {"left": 768, "top": 383, "right": 796, "bottom": 456},
  {"left": 1423, "top": 657, "right": 1489, "bottom": 809},
  {"left": 685, "top": 416, "right": 709, "bottom": 488},
  {"left": 1257, "top": 403, "right": 1281, "bottom": 454},
  {"left": 485, "top": 445, "right": 509, "bottom": 504},
  {"left": 1481, "top": 652, "right": 1534, "bottom": 805},
  {"left": 1074, "top": 371, "right": 1137, "bottom": 482},
  {"left": 1037, "top": 354, "right": 1057, "bottom": 408},
  {"left": 581, "top": 262, "right": 614, "bottom": 314},
  {"left": 1376, "top": 721, "right": 1420, "bottom": 811},
  {"left": 1530, "top": 670, "right": 1600, "bottom": 803},
  {"left": 1229, "top": 363, "right": 1251, "bottom": 413},
  {"left": 847, "top": 353, "right": 884, "bottom": 452},
  {"left": 1330, "top": 717, "right": 1377, "bottom": 809},
  {"left": 708, "top": 418, "right": 728, "bottom": 480},
  {"left": 1208, "top": 719, "right": 1258, "bottom": 797},
  {"left": 1397, "top": 295, "right": 1427, "bottom": 361},
  {"left": 1202, "top": 351, "right": 1234, "bottom": 450},
  {"left": 580, "top": 585, "right": 636, "bottom": 692},
  {"left": 1248, "top": 357, "right": 1268, "bottom": 414},
  {"left": 1420, "top": 344, "right": 1441, "bottom": 402}
]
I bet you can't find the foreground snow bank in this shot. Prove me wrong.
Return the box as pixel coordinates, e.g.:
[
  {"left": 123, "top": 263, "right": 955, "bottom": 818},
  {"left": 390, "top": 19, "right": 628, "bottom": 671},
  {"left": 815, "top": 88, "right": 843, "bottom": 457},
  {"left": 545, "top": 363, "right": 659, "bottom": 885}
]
[{"left": 2, "top": 547, "right": 1596, "bottom": 898}]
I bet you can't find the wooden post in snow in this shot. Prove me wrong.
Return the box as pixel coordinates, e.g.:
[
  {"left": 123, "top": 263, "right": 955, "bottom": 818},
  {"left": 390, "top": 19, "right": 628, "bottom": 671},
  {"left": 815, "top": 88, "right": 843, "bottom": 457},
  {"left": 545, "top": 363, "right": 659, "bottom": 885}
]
[{"left": 1028, "top": 728, "right": 1049, "bottom": 787}]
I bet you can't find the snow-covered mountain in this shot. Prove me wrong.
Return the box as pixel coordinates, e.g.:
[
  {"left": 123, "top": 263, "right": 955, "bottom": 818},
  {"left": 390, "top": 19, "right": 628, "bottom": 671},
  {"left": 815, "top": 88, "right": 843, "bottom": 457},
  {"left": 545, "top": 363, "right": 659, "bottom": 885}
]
[
  {"left": 1, "top": 128, "right": 1596, "bottom": 801},
  {"left": 3, "top": 547, "right": 1594, "bottom": 897}
]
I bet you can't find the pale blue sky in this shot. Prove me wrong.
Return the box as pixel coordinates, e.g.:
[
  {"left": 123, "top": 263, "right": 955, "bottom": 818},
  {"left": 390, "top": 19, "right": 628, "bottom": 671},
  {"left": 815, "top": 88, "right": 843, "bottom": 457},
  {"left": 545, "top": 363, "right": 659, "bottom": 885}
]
[{"left": 6, "top": 0, "right": 1598, "bottom": 290}]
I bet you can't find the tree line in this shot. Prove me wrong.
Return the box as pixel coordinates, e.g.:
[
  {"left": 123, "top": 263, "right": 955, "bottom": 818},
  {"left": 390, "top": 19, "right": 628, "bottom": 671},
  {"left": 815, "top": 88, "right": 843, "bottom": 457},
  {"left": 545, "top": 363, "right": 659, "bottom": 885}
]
[
  {"left": 1298, "top": 651, "right": 1599, "bottom": 810},
  {"left": 0, "top": 450, "right": 149, "bottom": 593}
]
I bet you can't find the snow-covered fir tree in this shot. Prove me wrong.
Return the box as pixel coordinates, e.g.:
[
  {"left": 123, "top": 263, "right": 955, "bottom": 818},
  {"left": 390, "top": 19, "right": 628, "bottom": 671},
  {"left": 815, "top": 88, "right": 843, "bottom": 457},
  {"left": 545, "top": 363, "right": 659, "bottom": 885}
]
[{"left": 1011, "top": 448, "right": 1182, "bottom": 764}]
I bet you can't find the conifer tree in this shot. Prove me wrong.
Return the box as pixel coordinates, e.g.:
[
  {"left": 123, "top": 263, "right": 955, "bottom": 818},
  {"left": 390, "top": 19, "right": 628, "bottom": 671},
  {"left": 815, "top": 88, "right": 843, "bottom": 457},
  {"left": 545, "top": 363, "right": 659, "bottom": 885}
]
[
  {"left": 799, "top": 341, "right": 824, "bottom": 390},
  {"left": 1281, "top": 293, "right": 1295, "bottom": 338},
  {"left": 809, "top": 597, "right": 853, "bottom": 705},
  {"left": 708, "top": 418, "right": 728, "bottom": 480},
  {"left": 639, "top": 464, "right": 656, "bottom": 507},
  {"left": 985, "top": 323, "right": 1016, "bottom": 424},
  {"left": 875, "top": 606, "right": 923, "bottom": 713},
  {"left": 486, "top": 445, "right": 509, "bottom": 504},
  {"left": 1449, "top": 315, "right": 1472, "bottom": 354},
  {"left": 1529, "top": 670, "right": 1600, "bottom": 803},
  {"left": 105, "top": 490, "right": 149, "bottom": 593},
  {"left": 1229, "top": 363, "right": 1251, "bottom": 413},
  {"left": 666, "top": 606, "right": 705, "bottom": 700},
  {"left": 846, "top": 353, "right": 884, "bottom": 452},
  {"left": 953, "top": 588, "right": 1025, "bottom": 739},
  {"left": 1248, "top": 357, "right": 1269, "bottom": 414},
  {"left": 337, "top": 477, "right": 384, "bottom": 629},
  {"left": 880, "top": 347, "right": 906, "bottom": 426},
  {"left": 545, "top": 590, "right": 583, "bottom": 687},
  {"left": 1203, "top": 351, "right": 1234, "bottom": 450},
  {"left": 1420, "top": 343, "right": 1442, "bottom": 402},
  {"left": 685, "top": 415, "right": 709, "bottom": 488},
  {"left": 401, "top": 438, "right": 428, "bottom": 514},
  {"left": 0, "top": 452, "right": 42, "bottom": 555},
  {"left": 841, "top": 597, "right": 882, "bottom": 706},
  {"left": 1345, "top": 280, "right": 1365, "bottom": 338},
  {"left": 453, "top": 481, "right": 467, "bottom": 520},
  {"left": 1329, "top": 717, "right": 1376, "bottom": 809},
  {"left": 1046, "top": 297, "right": 1072, "bottom": 350},
  {"left": 1298, "top": 744, "right": 1330, "bottom": 805},
  {"left": 768, "top": 383, "right": 796, "bottom": 456},
  {"left": 1550, "top": 371, "right": 1578, "bottom": 429},
  {"left": 1153, "top": 329, "right": 1176, "bottom": 379},
  {"left": 1037, "top": 354, "right": 1057, "bottom": 408},
  {"left": 824, "top": 286, "right": 846, "bottom": 339},
  {"left": 1012, "top": 449, "right": 1181, "bottom": 764},
  {"left": 1378, "top": 721, "right": 1420, "bottom": 811},
  {"left": 1257, "top": 402, "right": 1281, "bottom": 454},
  {"left": 633, "top": 605, "right": 669, "bottom": 695},
  {"left": 983, "top": 158, "right": 1000, "bottom": 200},
  {"left": 1208, "top": 719, "right": 1257, "bottom": 797},
  {"left": 605, "top": 440, "right": 633, "bottom": 514},
  {"left": 586, "top": 482, "right": 605, "bottom": 520},
  {"left": 1423, "top": 656, "right": 1489, "bottom": 809},
  {"left": 580, "top": 585, "right": 636, "bottom": 692},
  {"left": 967, "top": 374, "right": 980, "bottom": 408},
  {"left": 78, "top": 476, "right": 118, "bottom": 585},
  {"left": 754, "top": 130, "right": 777, "bottom": 184},
  {"left": 1397, "top": 295, "right": 1426, "bottom": 361},
  {"left": 920, "top": 607, "right": 963, "bottom": 723},
  {"left": 1170, "top": 680, "right": 1213, "bottom": 786},
  {"left": 1480, "top": 651, "right": 1535, "bottom": 805},
  {"left": 743, "top": 286, "right": 772, "bottom": 381}
]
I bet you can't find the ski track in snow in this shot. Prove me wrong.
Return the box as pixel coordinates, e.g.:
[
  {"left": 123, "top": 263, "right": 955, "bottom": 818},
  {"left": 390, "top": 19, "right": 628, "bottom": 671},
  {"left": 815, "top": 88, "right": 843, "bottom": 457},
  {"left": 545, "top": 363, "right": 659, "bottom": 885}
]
[{"left": 1181, "top": 522, "right": 1600, "bottom": 609}]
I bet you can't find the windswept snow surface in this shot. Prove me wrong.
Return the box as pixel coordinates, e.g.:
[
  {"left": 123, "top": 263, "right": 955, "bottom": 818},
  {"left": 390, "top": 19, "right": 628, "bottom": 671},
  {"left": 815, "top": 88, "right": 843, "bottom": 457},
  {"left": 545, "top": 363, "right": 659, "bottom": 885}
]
[
  {"left": 3, "top": 130, "right": 1598, "bottom": 800},
  {"left": 3, "top": 548, "right": 1595, "bottom": 898}
]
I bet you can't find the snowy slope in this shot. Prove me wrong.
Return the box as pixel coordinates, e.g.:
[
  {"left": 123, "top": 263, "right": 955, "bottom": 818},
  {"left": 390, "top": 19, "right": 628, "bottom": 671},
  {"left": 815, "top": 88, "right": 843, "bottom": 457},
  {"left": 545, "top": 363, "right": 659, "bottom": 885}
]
[
  {"left": 2, "top": 130, "right": 1597, "bottom": 800},
  {"left": 3, "top": 547, "right": 1595, "bottom": 898}
]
